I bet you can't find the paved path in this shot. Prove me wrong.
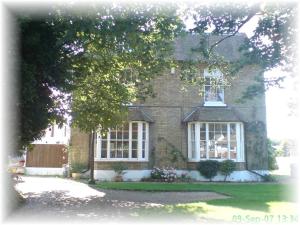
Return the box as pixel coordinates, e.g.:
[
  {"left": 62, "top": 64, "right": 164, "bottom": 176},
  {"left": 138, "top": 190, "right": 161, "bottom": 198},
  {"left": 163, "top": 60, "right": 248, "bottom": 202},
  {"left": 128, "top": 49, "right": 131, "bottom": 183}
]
[{"left": 8, "top": 176, "right": 228, "bottom": 224}]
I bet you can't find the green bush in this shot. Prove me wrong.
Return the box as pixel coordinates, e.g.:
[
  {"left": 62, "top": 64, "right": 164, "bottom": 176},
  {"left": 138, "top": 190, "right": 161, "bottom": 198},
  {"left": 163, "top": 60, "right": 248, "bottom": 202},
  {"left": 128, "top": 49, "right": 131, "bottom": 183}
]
[
  {"left": 219, "top": 160, "right": 236, "bottom": 181},
  {"left": 111, "top": 162, "right": 128, "bottom": 175},
  {"left": 197, "top": 160, "right": 219, "bottom": 181},
  {"left": 268, "top": 139, "right": 279, "bottom": 170},
  {"left": 262, "top": 174, "right": 276, "bottom": 182},
  {"left": 70, "top": 163, "right": 86, "bottom": 173}
]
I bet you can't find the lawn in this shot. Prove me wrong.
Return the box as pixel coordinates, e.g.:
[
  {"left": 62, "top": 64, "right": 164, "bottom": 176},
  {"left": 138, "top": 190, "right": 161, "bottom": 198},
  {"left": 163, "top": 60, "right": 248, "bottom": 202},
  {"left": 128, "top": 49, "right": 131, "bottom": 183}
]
[{"left": 95, "top": 182, "right": 298, "bottom": 223}]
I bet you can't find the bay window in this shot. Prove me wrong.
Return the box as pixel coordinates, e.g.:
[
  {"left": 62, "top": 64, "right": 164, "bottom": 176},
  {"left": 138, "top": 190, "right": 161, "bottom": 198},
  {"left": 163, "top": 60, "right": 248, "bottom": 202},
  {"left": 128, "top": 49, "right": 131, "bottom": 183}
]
[
  {"left": 188, "top": 122, "right": 244, "bottom": 162},
  {"left": 95, "top": 121, "right": 149, "bottom": 161}
]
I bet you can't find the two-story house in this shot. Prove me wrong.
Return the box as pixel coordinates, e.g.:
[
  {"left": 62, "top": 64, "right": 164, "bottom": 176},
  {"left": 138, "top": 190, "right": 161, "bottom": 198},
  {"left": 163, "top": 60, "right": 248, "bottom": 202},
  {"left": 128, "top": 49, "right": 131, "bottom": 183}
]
[{"left": 70, "top": 34, "right": 268, "bottom": 181}]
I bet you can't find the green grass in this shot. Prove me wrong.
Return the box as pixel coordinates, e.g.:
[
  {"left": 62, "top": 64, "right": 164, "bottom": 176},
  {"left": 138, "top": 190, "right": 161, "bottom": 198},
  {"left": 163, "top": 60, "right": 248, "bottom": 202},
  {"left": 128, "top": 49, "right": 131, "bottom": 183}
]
[{"left": 94, "top": 182, "right": 298, "bottom": 222}]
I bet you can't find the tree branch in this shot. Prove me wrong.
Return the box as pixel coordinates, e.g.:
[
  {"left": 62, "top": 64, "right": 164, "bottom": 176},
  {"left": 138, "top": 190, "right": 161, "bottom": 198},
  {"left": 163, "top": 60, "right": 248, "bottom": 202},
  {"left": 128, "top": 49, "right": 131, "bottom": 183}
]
[{"left": 208, "top": 13, "right": 257, "bottom": 55}]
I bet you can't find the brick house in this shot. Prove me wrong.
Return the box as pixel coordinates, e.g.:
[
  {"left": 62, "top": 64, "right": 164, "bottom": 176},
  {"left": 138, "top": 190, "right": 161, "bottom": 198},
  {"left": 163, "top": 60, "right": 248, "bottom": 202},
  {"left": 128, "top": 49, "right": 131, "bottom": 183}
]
[{"left": 70, "top": 34, "right": 268, "bottom": 181}]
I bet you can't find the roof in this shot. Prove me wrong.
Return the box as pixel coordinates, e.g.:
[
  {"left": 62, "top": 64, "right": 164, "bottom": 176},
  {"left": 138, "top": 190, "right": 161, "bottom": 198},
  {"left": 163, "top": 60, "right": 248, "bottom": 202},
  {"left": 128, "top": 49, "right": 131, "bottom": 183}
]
[
  {"left": 128, "top": 107, "right": 154, "bottom": 122},
  {"left": 183, "top": 106, "right": 243, "bottom": 122},
  {"left": 174, "top": 33, "right": 246, "bottom": 62}
]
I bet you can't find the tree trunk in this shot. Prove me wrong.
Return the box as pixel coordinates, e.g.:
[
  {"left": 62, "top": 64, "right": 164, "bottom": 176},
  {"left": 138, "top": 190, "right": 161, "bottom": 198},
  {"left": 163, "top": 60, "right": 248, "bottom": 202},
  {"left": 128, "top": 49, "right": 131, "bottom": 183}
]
[{"left": 88, "top": 130, "right": 95, "bottom": 184}]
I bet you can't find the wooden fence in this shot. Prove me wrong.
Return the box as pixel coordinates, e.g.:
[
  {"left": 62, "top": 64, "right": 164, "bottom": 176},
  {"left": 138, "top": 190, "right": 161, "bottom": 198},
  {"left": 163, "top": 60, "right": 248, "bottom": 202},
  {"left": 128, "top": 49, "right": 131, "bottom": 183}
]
[{"left": 26, "top": 144, "right": 68, "bottom": 168}]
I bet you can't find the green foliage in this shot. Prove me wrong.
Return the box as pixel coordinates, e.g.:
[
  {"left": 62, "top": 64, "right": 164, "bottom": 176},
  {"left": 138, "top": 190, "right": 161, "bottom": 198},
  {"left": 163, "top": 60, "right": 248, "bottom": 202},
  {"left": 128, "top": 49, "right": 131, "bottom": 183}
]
[
  {"left": 17, "top": 3, "right": 184, "bottom": 152},
  {"left": 197, "top": 160, "right": 220, "bottom": 181},
  {"left": 158, "top": 137, "right": 187, "bottom": 166},
  {"left": 262, "top": 174, "right": 276, "bottom": 182},
  {"left": 18, "top": 18, "right": 71, "bottom": 150},
  {"left": 219, "top": 160, "right": 236, "bottom": 181},
  {"left": 150, "top": 167, "right": 177, "bottom": 182},
  {"left": 111, "top": 162, "right": 128, "bottom": 175},
  {"left": 70, "top": 163, "right": 87, "bottom": 173},
  {"left": 245, "top": 121, "right": 267, "bottom": 168},
  {"left": 267, "top": 139, "right": 279, "bottom": 170},
  {"left": 17, "top": 2, "right": 296, "bottom": 153},
  {"left": 186, "top": 2, "right": 297, "bottom": 100}
]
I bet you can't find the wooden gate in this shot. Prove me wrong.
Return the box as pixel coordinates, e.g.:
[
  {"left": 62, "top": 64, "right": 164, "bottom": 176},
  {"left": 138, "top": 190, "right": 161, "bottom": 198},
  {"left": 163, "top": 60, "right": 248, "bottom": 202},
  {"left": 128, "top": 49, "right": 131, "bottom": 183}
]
[{"left": 26, "top": 144, "right": 68, "bottom": 168}]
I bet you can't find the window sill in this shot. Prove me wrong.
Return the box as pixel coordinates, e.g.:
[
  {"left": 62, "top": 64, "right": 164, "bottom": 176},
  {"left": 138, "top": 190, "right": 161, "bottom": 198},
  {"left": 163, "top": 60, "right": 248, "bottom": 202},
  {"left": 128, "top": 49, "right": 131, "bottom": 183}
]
[
  {"left": 204, "top": 102, "right": 227, "bottom": 107},
  {"left": 188, "top": 159, "right": 244, "bottom": 162},
  {"left": 94, "top": 158, "right": 148, "bottom": 162}
]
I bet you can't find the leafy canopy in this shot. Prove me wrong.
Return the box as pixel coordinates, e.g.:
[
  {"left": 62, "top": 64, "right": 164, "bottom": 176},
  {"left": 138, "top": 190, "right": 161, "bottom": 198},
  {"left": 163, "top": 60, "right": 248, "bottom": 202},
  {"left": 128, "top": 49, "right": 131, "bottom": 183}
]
[{"left": 16, "top": 2, "right": 297, "bottom": 150}]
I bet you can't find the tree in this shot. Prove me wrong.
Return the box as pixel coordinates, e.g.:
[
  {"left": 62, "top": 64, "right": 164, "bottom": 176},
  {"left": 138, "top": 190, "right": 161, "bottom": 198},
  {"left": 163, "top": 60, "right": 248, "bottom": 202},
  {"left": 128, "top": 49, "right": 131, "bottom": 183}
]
[
  {"left": 65, "top": 4, "right": 184, "bottom": 183},
  {"left": 16, "top": 3, "right": 184, "bottom": 155},
  {"left": 18, "top": 18, "right": 71, "bottom": 152},
  {"left": 267, "top": 139, "right": 279, "bottom": 170},
  {"left": 17, "top": 2, "right": 297, "bottom": 154},
  {"left": 181, "top": 2, "right": 297, "bottom": 100}
]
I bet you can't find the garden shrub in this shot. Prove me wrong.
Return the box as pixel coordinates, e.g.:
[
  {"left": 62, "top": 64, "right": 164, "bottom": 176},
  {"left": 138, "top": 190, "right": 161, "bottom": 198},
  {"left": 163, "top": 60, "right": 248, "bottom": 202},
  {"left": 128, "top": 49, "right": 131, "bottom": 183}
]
[
  {"left": 150, "top": 167, "right": 164, "bottom": 179},
  {"left": 70, "top": 163, "right": 86, "bottom": 173},
  {"left": 267, "top": 139, "right": 279, "bottom": 170},
  {"left": 219, "top": 160, "right": 236, "bottom": 181},
  {"left": 111, "top": 162, "right": 128, "bottom": 175},
  {"left": 197, "top": 160, "right": 219, "bottom": 181},
  {"left": 150, "top": 167, "right": 177, "bottom": 182},
  {"left": 262, "top": 174, "right": 276, "bottom": 182}
]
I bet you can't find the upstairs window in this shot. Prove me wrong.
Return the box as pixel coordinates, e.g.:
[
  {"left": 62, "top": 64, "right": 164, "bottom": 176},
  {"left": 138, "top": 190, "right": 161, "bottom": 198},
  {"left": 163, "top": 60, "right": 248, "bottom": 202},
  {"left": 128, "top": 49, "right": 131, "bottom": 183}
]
[{"left": 204, "top": 68, "right": 226, "bottom": 106}]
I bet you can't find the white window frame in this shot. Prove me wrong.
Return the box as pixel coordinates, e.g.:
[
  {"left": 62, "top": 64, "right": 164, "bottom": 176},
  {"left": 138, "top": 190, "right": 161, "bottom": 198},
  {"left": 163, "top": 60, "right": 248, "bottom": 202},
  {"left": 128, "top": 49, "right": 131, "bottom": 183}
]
[
  {"left": 203, "top": 68, "right": 227, "bottom": 107},
  {"left": 95, "top": 121, "right": 149, "bottom": 162},
  {"left": 188, "top": 122, "right": 244, "bottom": 162}
]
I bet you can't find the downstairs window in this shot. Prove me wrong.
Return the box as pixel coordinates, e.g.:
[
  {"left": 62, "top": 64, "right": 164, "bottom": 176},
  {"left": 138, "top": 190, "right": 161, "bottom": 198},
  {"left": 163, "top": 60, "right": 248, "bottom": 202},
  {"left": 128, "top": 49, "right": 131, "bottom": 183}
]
[
  {"left": 188, "top": 122, "right": 244, "bottom": 162},
  {"left": 95, "top": 121, "right": 149, "bottom": 161}
]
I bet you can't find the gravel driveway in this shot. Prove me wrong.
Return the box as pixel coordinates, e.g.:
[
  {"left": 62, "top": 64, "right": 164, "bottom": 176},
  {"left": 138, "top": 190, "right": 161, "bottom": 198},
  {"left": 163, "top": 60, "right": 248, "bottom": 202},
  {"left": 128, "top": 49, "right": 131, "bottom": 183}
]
[{"left": 9, "top": 176, "right": 228, "bottom": 224}]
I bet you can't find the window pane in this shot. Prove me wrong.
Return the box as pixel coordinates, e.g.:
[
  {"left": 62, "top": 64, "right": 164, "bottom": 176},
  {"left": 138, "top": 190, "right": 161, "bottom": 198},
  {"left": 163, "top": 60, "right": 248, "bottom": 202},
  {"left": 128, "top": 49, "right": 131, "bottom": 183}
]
[
  {"left": 110, "top": 130, "right": 116, "bottom": 139},
  {"left": 230, "top": 141, "right": 237, "bottom": 151},
  {"left": 230, "top": 124, "right": 236, "bottom": 141},
  {"left": 101, "top": 140, "right": 107, "bottom": 149},
  {"left": 132, "top": 150, "right": 137, "bottom": 158},
  {"left": 142, "top": 141, "right": 145, "bottom": 158},
  {"left": 110, "top": 141, "right": 116, "bottom": 150},
  {"left": 132, "top": 140, "right": 137, "bottom": 150},
  {"left": 217, "top": 87, "right": 224, "bottom": 102},
  {"left": 117, "top": 150, "right": 122, "bottom": 158},
  {"left": 230, "top": 151, "right": 237, "bottom": 159},
  {"left": 200, "top": 141, "right": 206, "bottom": 158},
  {"left": 123, "top": 141, "right": 129, "bottom": 150},
  {"left": 191, "top": 141, "right": 196, "bottom": 158},
  {"left": 101, "top": 150, "right": 107, "bottom": 158},
  {"left": 110, "top": 150, "right": 116, "bottom": 158},
  {"left": 123, "top": 131, "right": 129, "bottom": 139},
  {"left": 123, "top": 150, "right": 129, "bottom": 158},
  {"left": 190, "top": 124, "right": 196, "bottom": 159},
  {"left": 132, "top": 123, "right": 138, "bottom": 139},
  {"left": 142, "top": 123, "right": 146, "bottom": 140}
]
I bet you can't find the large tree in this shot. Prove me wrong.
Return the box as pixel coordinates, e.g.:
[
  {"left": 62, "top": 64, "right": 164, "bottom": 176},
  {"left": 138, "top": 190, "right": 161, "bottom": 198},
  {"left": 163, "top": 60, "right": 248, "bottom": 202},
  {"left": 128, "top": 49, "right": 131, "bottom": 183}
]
[
  {"left": 17, "top": 3, "right": 184, "bottom": 153},
  {"left": 68, "top": 4, "right": 184, "bottom": 183},
  {"left": 182, "top": 1, "right": 297, "bottom": 100},
  {"left": 17, "top": 1, "right": 297, "bottom": 153}
]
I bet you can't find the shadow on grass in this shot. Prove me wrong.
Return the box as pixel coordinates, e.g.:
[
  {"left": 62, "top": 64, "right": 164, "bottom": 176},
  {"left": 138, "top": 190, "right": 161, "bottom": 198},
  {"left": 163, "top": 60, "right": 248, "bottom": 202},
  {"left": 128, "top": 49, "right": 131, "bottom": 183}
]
[
  {"left": 132, "top": 203, "right": 207, "bottom": 222},
  {"left": 204, "top": 183, "right": 297, "bottom": 212},
  {"left": 93, "top": 181, "right": 297, "bottom": 213}
]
